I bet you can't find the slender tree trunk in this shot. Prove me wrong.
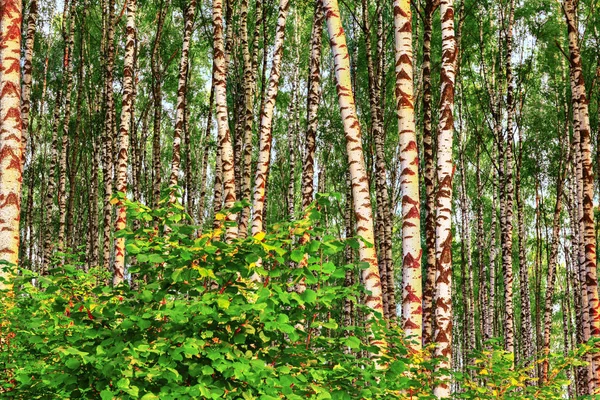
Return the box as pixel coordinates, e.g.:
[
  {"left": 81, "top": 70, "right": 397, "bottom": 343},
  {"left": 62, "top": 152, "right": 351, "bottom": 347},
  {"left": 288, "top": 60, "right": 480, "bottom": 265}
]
[
  {"left": 20, "top": 0, "right": 37, "bottom": 168},
  {"left": 516, "top": 165, "right": 534, "bottom": 367},
  {"left": 323, "top": 0, "right": 386, "bottom": 342},
  {"left": 113, "top": 0, "right": 137, "bottom": 285},
  {"left": 169, "top": 0, "right": 197, "bottom": 198},
  {"left": 0, "top": 0, "right": 23, "bottom": 289},
  {"left": 540, "top": 160, "right": 565, "bottom": 383},
  {"left": 66, "top": 12, "right": 87, "bottom": 249},
  {"left": 476, "top": 141, "right": 490, "bottom": 344},
  {"left": 421, "top": 0, "right": 438, "bottom": 346},
  {"left": 20, "top": 0, "right": 38, "bottom": 267},
  {"left": 197, "top": 83, "right": 214, "bottom": 227},
  {"left": 344, "top": 172, "right": 355, "bottom": 328},
  {"left": 237, "top": 0, "right": 264, "bottom": 238},
  {"left": 433, "top": 0, "right": 456, "bottom": 395},
  {"left": 394, "top": 0, "right": 422, "bottom": 342},
  {"left": 250, "top": 0, "right": 290, "bottom": 237},
  {"left": 500, "top": 0, "right": 516, "bottom": 356},
  {"left": 89, "top": 135, "right": 100, "bottom": 270},
  {"left": 102, "top": 0, "right": 116, "bottom": 271},
  {"left": 300, "top": 1, "right": 323, "bottom": 213},
  {"left": 286, "top": 31, "right": 299, "bottom": 220},
  {"left": 362, "top": 0, "right": 390, "bottom": 319},
  {"left": 42, "top": 1, "right": 73, "bottom": 271},
  {"left": 489, "top": 173, "right": 498, "bottom": 338},
  {"left": 213, "top": 0, "right": 239, "bottom": 240},
  {"left": 459, "top": 140, "right": 475, "bottom": 357},
  {"left": 151, "top": 0, "right": 169, "bottom": 209},
  {"left": 563, "top": 0, "right": 600, "bottom": 389},
  {"left": 57, "top": 0, "right": 76, "bottom": 254}
]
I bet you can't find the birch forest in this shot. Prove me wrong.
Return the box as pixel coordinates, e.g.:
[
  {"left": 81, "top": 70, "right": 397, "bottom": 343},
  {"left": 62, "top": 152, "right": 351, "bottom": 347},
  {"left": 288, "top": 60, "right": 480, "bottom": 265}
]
[{"left": 2, "top": 0, "right": 600, "bottom": 398}]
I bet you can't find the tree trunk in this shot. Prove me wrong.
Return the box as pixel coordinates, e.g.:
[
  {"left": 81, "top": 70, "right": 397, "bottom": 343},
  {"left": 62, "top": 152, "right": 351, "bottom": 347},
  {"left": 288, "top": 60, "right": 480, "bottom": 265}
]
[
  {"left": 500, "top": 0, "right": 516, "bottom": 356},
  {"left": 516, "top": 164, "right": 534, "bottom": 368},
  {"left": 563, "top": 0, "right": 600, "bottom": 390},
  {"left": 102, "top": 0, "right": 116, "bottom": 271},
  {"left": 213, "top": 0, "right": 239, "bottom": 240},
  {"left": 66, "top": 10, "right": 87, "bottom": 250},
  {"left": 540, "top": 155, "right": 565, "bottom": 383},
  {"left": 433, "top": 0, "right": 456, "bottom": 395},
  {"left": 421, "top": 0, "right": 438, "bottom": 346},
  {"left": 362, "top": 0, "right": 390, "bottom": 319},
  {"left": 20, "top": 0, "right": 37, "bottom": 169},
  {"left": 42, "top": 0, "right": 73, "bottom": 271},
  {"left": 237, "top": 0, "right": 263, "bottom": 237},
  {"left": 20, "top": 0, "right": 38, "bottom": 267},
  {"left": 394, "top": 0, "right": 422, "bottom": 343},
  {"left": 114, "top": 0, "right": 137, "bottom": 285},
  {"left": 151, "top": 0, "right": 170, "bottom": 209},
  {"left": 250, "top": 0, "right": 290, "bottom": 237},
  {"left": 197, "top": 83, "right": 214, "bottom": 227},
  {"left": 323, "top": 0, "right": 386, "bottom": 342},
  {"left": 169, "top": 0, "right": 197, "bottom": 199},
  {"left": 0, "top": 0, "right": 23, "bottom": 289},
  {"left": 300, "top": 1, "right": 323, "bottom": 213},
  {"left": 57, "top": 0, "right": 76, "bottom": 253}
]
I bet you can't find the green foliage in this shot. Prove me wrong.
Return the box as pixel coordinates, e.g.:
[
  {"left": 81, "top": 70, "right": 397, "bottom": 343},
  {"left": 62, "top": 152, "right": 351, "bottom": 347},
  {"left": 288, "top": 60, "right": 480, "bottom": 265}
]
[
  {"left": 1, "top": 200, "right": 589, "bottom": 398},
  {"left": 456, "top": 340, "right": 590, "bottom": 399},
  {"left": 2, "top": 200, "right": 437, "bottom": 399}
]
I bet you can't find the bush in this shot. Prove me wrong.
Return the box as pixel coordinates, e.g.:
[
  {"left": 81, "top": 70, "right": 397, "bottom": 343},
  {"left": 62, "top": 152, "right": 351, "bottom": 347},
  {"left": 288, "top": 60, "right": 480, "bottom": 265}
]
[
  {"left": 0, "top": 199, "right": 588, "bottom": 398},
  {"left": 0, "top": 199, "right": 436, "bottom": 399}
]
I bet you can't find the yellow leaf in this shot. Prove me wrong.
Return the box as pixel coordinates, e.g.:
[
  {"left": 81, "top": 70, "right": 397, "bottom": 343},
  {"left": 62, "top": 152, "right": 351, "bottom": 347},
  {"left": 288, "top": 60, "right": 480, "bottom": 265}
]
[
  {"left": 110, "top": 197, "right": 119, "bottom": 205},
  {"left": 254, "top": 232, "right": 266, "bottom": 241},
  {"left": 215, "top": 213, "right": 226, "bottom": 221},
  {"left": 480, "top": 369, "right": 489, "bottom": 375}
]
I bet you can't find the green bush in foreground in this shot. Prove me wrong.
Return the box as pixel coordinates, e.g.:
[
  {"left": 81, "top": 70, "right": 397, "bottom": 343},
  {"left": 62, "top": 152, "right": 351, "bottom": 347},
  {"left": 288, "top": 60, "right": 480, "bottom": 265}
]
[{"left": 0, "top": 198, "right": 589, "bottom": 399}]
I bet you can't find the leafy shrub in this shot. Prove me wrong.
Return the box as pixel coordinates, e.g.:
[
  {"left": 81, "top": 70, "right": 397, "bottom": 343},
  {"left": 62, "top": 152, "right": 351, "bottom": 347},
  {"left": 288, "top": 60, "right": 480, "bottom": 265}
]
[
  {"left": 0, "top": 198, "right": 589, "bottom": 398},
  {"left": 455, "top": 341, "right": 587, "bottom": 399},
  {"left": 0, "top": 199, "right": 436, "bottom": 399}
]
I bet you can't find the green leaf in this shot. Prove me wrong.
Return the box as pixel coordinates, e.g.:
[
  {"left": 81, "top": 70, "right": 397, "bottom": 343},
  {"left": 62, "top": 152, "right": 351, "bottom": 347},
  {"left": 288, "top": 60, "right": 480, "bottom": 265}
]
[
  {"left": 290, "top": 250, "right": 304, "bottom": 263},
  {"left": 302, "top": 289, "right": 317, "bottom": 304},
  {"left": 343, "top": 336, "right": 361, "bottom": 349},
  {"left": 140, "top": 290, "right": 153, "bottom": 303},
  {"left": 100, "top": 390, "right": 114, "bottom": 400},
  {"left": 126, "top": 243, "right": 140, "bottom": 254},
  {"left": 217, "top": 298, "right": 230, "bottom": 309},
  {"left": 307, "top": 241, "right": 321, "bottom": 253},
  {"left": 148, "top": 254, "right": 165, "bottom": 263},
  {"left": 245, "top": 253, "right": 260, "bottom": 264},
  {"left": 65, "top": 358, "right": 81, "bottom": 369}
]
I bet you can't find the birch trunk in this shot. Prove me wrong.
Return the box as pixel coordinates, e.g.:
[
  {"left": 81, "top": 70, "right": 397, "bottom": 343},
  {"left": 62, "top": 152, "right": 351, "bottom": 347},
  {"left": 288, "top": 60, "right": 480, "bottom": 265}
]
[
  {"left": 563, "top": 0, "right": 600, "bottom": 389},
  {"left": 114, "top": 0, "right": 137, "bottom": 285},
  {"left": 250, "top": 0, "right": 290, "bottom": 237},
  {"left": 57, "top": 0, "right": 76, "bottom": 253},
  {"left": 323, "top": 0, "right": 386, "bottom": 343},
  {"left": 237, "top": 0, "right": 263, "bottom": 237},
  {"left": 433, "top": 0, "right": 456, "bottom": 395},
  {"left": 394, "top": 0, "right": 422, "bottom": 342},
  {"left": 197, "top": 83, "right": 214, "bottom": 226},
  {"left": 169, "top": 0, "right": 196, "bottom": 197},
  {"left": 151, "top": 0, "right": 169, "bottom": 209},
  {"left": 421, "top": 0, "right": 438, "bottom": 346},
  {"left": 213, "top": 0, "right": 239, "bottom": 240},
  {"left": 20, "top": 0, "right": 37, "bottom": 168},
  {"left": 301, "top": 1, "right": 323, "bottom": 212},
  {"left": 501, "top": 0, "right": 516, "bottom": 355},
  {"left": 0, "top": 0, "right": 23, "bottom": 289},
  {"left": 540, "top": 161, "right": 565, "bottom": 383},
  {"left": 102, "top": 0, "right": 116, "bottom": 270}
]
